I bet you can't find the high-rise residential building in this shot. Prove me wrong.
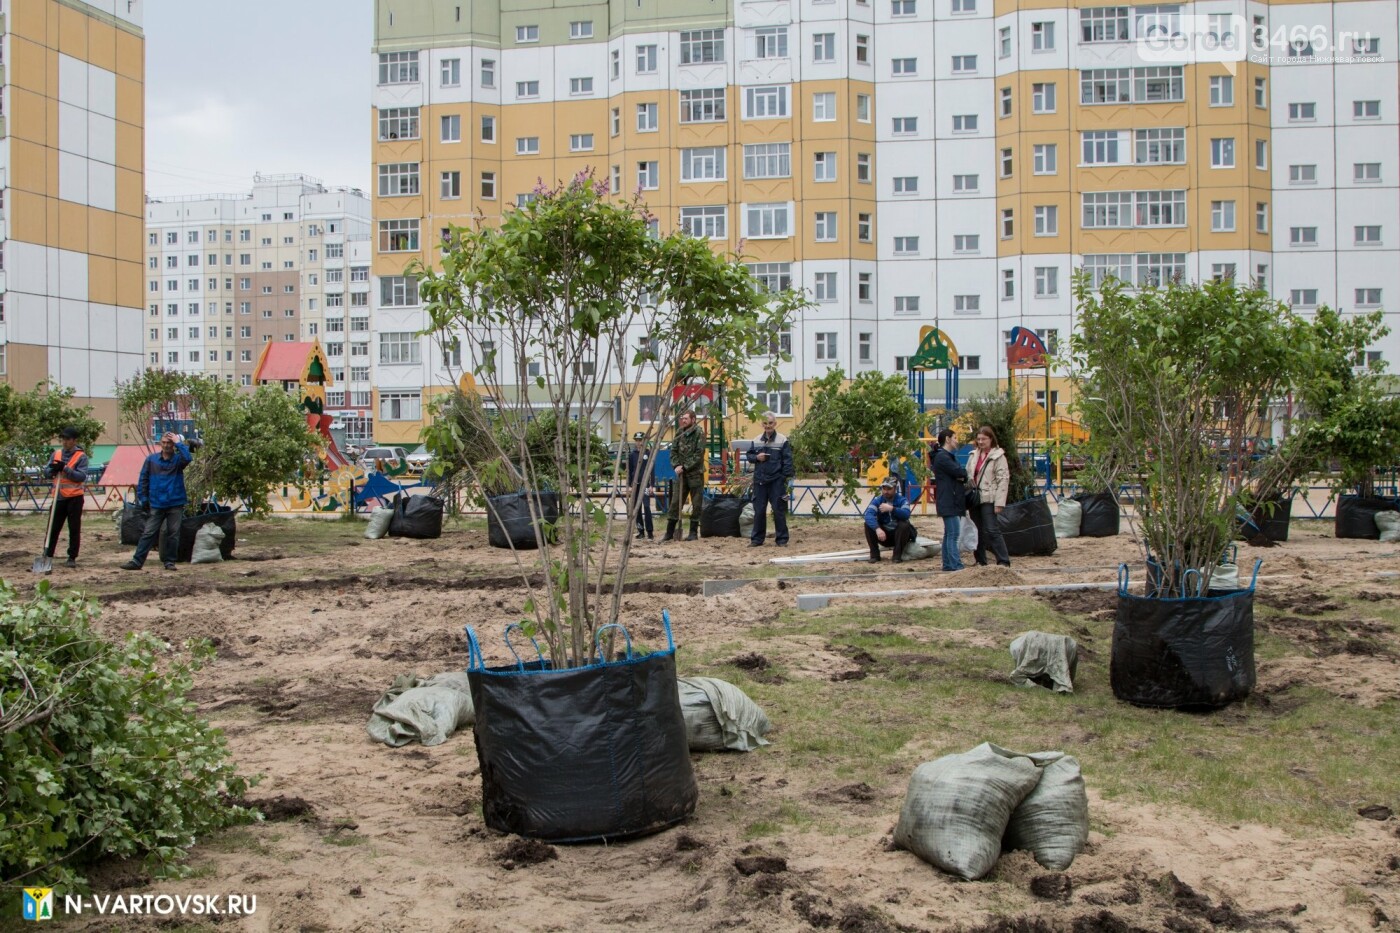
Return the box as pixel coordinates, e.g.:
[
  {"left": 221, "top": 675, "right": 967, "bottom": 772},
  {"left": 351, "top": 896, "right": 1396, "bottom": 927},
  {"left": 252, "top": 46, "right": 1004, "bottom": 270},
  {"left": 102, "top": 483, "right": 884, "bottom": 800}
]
[
  {"left": 2, "top": 0, "right": 146, "bottom": 441},
  {"left": 143, "top": 174, "right": 372, "bottom": 438},
  {"left": 369, "top": 0, "right": 1398, "bottom": 443}
]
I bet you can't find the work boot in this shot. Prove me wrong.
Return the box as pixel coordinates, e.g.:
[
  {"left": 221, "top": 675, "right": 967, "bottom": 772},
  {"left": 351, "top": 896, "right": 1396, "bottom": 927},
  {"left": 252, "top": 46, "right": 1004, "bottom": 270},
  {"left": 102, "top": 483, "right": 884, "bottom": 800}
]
[
  {"left": 867, "top": 553, "right": 881, "bottom": 563},
  {"left": 685, "top": 521, "right": 699, "bottom": 541},
  {"left": 64, "top": 558, "right": 76, "bottom": 568},
  {"left": 661, "top": 520, "right": 679, "bottom": 543}
]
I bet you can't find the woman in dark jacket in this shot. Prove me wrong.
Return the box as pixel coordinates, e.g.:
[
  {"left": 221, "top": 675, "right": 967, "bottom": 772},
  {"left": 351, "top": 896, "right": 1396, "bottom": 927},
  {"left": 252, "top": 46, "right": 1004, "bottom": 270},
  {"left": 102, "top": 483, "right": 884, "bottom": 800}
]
[{"left": 931, "top": 429, "right": 968, "bottom": 571}]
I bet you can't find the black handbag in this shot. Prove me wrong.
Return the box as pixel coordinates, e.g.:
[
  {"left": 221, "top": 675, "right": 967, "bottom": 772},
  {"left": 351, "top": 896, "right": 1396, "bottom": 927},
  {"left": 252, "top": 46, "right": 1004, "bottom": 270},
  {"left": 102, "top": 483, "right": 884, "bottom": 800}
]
[{"left": 965, "top": 488, "right": 982, "bottom": 510}]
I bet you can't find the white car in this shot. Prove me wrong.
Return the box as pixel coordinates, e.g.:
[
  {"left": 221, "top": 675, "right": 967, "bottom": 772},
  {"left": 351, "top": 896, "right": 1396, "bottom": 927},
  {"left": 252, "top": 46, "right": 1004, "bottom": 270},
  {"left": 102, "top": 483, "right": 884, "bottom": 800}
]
[
  {"left": 360, "top": 446, "right": 409, "bottom": 473},
  {"left": 405, "top": 447, "right": 434, "bottom": 474}
]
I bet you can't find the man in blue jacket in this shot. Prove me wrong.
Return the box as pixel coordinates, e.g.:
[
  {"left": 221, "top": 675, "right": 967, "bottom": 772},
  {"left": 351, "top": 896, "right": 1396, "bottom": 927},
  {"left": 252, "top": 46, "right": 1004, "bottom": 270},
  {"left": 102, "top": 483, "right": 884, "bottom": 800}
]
[
  {"left": 123, "top": 432, "right": 192, "bottom": 571},
  {"left": 746, "top": 411, "right": 793, "bottom": 548},
  {"left": 864, "top": 477, "right": 914, "bottom": 563}
]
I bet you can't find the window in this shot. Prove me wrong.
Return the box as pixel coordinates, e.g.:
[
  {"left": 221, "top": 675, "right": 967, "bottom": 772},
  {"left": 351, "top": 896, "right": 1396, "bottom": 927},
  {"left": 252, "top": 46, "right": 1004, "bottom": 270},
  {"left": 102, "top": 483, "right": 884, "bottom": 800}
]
[
  {"left": 440, "top": 171, "right": 461, "bottom": 199},
  {"left": 378, "top": 51, "right": 419, "bottom": 85},
  {"left": 680, "top": 206, "right": 727, "bottom": 240},
  {"left": 611, "top": 165, "right": 621, "bottom": 192},
  {"left": 611, "top": 49, "right": 621, "bottom": 80},
  {"left": 959, "top": 355, "right": 981, "bottom": 372},
  {"left": 999, "top": 26, "right": 1012, "bottom": 57},
  {"left": 1290, "top": 289, "right": 1318, "bottom": 307},
  {"left": 1354, "top": 36, "right": 1380, "bottom": 54},
  {"left": 1032, "top": 82, "right": 1056, "bottom": 113},
  {"left": 240, "top": 326, "right": 252, "bottom": 338},
  {"left": 814, "top": 212, "right": 838, "bottom": 242},
  {"left": 815, "top": 333, "right": 838, "bottom": 362},
  {"left": 1210, "top": 263, "right": 1236, "bottom": 282},
  {"left": 855, "top": 35, "right": 869, "bottom": 64},
  {"left": 756, "top": 26, "right": 789, "bottom": 59},
  {"left": 1255, "top": 202, "right": 1268, "bottom": 233},
  {"left": 858, "top": 273, "right": 872, "bottom": 301},
  {"left": 756, "top": 383, "right": 792, "bottom": 416},
  {"left": 893, "top": 57, "right": 918, "bottom": 76},
  {"left": 480, "top": 59, "right": 495, "bottom": 87},
  {"left": 636, "top": 44, "right": 657, "bottom": 73},
  {"left": 953, "top": 114, "right": 978, "bottom": 133},
  {"left": 813, "top": 271, "right": 838, "bottom": 300},
  {"left": 680, "top": 88, "right": 725, "bottom": 123},
  {"left": 435, "top": 114, "right": 459, "bottom": 143},
  {"left": 1033, "top": 144, "right": 1057, "bottom": 174},
  {"left": 952, "top": 0, "right": 975, "bottom": 11},
  {"left": 856, "top": 94, "right": 870, "bottom": 122},
  {"left": 570, "top": 133, "right": 594, "bottom": 152},
  {"left": 952, "top": 55, "right": 976, "bottom": 74},
  {"left": 1032, "top": 22, "right": 1055, "bottom": 51},
  {"left": 893, "top": 175, "right": 919, "bottom": 195},
  {"left": 1000, "top": 87, "right": 1012, "bottom": 117},
  {"left": 1211, "top": 200, "right": 1235, "bottom": 232},
  {"left": 857, "top": 153, "right": 871, "bottom": 183},
  {"left": 1000, "top": 148, "right": 1013, "bottom": 177},
  {"left": 953, "top": 234, "right": 979, "bottom": 253},
  {"left": 1254, "top": 77, "right": 1266, "bottom": 108},
  {"left": 813, "top": 92, "right": 837, "bottom": 121},
  {"left": 1254, "top": 139, "right": 1267, "bottom": 170},
  {"left": 892, "top": 116, "right": 918, "bottom": 135},
  {"left": 1290, "top": 226, "right": 1317, "bottom": 246},
  {"left": 680, "top": 29, "right": 724, "bottom": 65},
  {"left": 569, "top": 76, "right": 594, "bottom": 95},
  {"left": 1354, "top": 100, "right": 1381, "bottom": 120},
  {"left": 893, "top": 235, "right": 920, "bottom": 255},
  {"left": 1356, "top": 225, "right": 1382, "bottom": 245},
  {"left": 1002, "top": 269, "right": 1016, "bottom": 299},
  {"left": 745, "top": 203, "right": 791, "bottom": 238},
  {"left": 1082, "top": 130, "right": 1123, "bottom": 165},
  {"left": 1135, "top": 128, "right": 1184, "bottom": 164},
  {"left": 1355, "top": 288, "right": 1382, "bottom": 306},
  {"left": 813, "top": 152, "right": 837, "bottom": 182},
  {"left": 1034, "top": 205, "right": 1058, "bottom": 235},
  {"left": 569, "top": 20, "right": 593, "bottom": 39},
  {"left": 378, "top": 162, "right": 420, "bottom": 196},
  {"left": 440, "top": 58, "right": 460, "bottom": 87},
  {"left": 858, "top": 213, "right": 872, "bottom": 242},
  {"left": 516, "top": 80, "right": 539, "bottom": 98},
  {"left": 744, "top": 143, "right": 791, "bottom": 179},
  {"left": 953, "top": 173, "right": 979, "bottom": 192},
  {"left": 378, "top": 218, "right": 420, "bottom": 252},
  {"left": 1288, "top": 102, "right": 1315, "bottom": 122},
  {"left": 1135, "top": 190, "right": 1187, "bottom": 226},
  {"left": 516, "top": 24, "right": 539, "bottom": 43},
  {"left": 858, "top": 333, "right": 873, "bottom": 365},
  {"left": 953, "top": 295, "right": 980, "bottom": 314},
  {"left": 1081, "top": 7, "right": 1129, "bottom": 42},
  {"left": 745, "top": 85, "right": 789, "bottom": 119},
  {"left": 380, "top": 333, "right": 421, "bottom": 365},
  {"left": 636, "top": 161, "right": 659, "bottom": 189},
  {"left": 1081, "top": 68, "right": 1130, "bottom": 104},
  {"left": 811, "top": 32, "right": 833, "bottom": 62},
  {"left": 473, "top": 116, "right": 493, "bottom": 145},
  {"left": 636, "top": 102, "right": 658, "bottom": 131},
  {"left": 380, "top": 392, "right": 422, "bottom": 422},
  {"left": 480, "top": 172, "right": 496, "bottom": 199},
  {"left": 893, "top": 0, "right": 916, "bottom": 15},
  {"left": 1288, "top": 164, "right": 1316, "bottom": 184},
  {"left": 1209, "top": 75, "right": 1233, "bottom": 107},
  {"left": 893, "top": 296, "right": 921, "bottom": 315},
  {"left": 681, "top": 147, "right": 726, "bottom": 182},
  {"left": 748, "top": 262, "right": 793, "bottom": 292},
  {"left": 379, "top": 107, "right": 419, "bottom": 140},
  {"left": 1034, "top": 266, "right": 1059, "bottom": 297},
  {"left": 1001, "top": 209, "right": 1014, "bottom": 238},
  {"left": 511, "top": 136, "right": 540, "bottom": 157}
]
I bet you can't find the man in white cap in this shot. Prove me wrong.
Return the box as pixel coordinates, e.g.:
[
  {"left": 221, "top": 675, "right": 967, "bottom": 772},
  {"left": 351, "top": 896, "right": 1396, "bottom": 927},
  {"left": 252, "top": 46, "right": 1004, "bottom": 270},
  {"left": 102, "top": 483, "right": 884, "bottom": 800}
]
[{"left": 862, "top": 477, "right": 915, "bottom": 563}]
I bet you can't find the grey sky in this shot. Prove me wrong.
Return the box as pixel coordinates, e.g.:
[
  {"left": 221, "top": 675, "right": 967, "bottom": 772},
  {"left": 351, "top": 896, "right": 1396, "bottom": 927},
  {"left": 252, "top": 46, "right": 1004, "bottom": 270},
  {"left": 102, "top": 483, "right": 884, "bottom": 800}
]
[{"left": 144, "top": 0, "right": 372, "bottom": 198}]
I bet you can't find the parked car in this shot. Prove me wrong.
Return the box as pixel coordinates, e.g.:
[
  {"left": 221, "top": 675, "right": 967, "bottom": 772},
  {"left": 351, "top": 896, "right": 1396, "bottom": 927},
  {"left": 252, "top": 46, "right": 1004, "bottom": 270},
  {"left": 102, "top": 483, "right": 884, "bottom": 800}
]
[
  {"left": 405, "top": 446, "right": 434, "bottom": 474},
  {"left": 360, "top": 446, "right": 410, "bottom": 473}
]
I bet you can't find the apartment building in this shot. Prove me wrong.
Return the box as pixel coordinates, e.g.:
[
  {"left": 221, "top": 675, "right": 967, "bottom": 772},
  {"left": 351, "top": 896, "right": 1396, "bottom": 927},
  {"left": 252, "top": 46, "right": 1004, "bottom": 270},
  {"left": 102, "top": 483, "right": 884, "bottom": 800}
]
[
  {"left": 369, "top": 0, "right": 1399, "bottom": 444},
  {"left": 143, "top": 174, "right": 372, "bottom": 439},
  {"left": 1, "top": 0, "right": 145, "bottom": 441}
]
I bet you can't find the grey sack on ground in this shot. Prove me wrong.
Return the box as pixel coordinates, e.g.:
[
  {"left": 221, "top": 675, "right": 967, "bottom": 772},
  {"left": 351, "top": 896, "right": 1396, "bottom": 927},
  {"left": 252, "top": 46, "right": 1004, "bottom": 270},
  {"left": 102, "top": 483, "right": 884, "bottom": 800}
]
[
  {"left": 1002, "top": 753, "right": 1090, "bottom": 871},
  {"left": 677, "top": 676, "right": 772, "bottom": 751},
  {"left": 1009, "top": 632, "right": 1079, "bottom": 694},
  {"left": 367, "top": 672, "right": 475, "bottom": 747}
]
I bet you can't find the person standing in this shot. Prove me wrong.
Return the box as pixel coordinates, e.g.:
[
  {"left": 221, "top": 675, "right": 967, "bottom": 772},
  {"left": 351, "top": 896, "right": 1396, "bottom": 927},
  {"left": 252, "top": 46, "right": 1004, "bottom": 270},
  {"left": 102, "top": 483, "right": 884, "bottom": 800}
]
[
  {"left": 123, "top": 432, "right": 193, "bottom": 571},
  {"left": 44, "top": 427, "right": 89, "bottom": 568},
  {"left": 663, "top": 411, "right": 706, "bottom": 542},
  {"left": 863, "top": 478, "right": 914, "bottom": 562},
  {"left": 746, "top": 411, "right": 793, "bottom": 548},
  {"left": 967, "top": 424, "right": 1012, "bottom": 567},
  {"left": 626, "top": 431, "right": 654, "bottom": 540},
  {"left": 931, "top": 428, "right": 968, "bottom": 572}
]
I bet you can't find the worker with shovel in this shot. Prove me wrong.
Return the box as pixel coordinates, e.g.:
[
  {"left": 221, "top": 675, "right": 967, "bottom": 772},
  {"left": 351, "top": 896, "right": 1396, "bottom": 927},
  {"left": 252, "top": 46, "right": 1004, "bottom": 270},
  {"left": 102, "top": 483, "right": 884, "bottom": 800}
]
[{"left": 37, "top": 427, "right": 89, "bottom": 571}]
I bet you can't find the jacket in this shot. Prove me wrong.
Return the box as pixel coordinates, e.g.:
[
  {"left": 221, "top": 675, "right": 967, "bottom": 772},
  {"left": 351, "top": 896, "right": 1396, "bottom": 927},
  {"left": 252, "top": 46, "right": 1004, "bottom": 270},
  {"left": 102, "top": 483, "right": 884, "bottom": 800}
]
[
  {"left": 50, "top": 448, "right": 89, "bottom": 498},
  {"left": 968, "top": 446, "right": 1010, "bottom": 508},
  {"left": 931, "top": 446, "right": 967, "bottom": 517},
  {"left": 626, "top": 447, "right": 651, "bottom": 491},
  {"left": 137, "top": 443, "right": 193, "bottom": 509},
  {"left": 747, "top": 430, "right": 794, "bottom": 487},
  {"left": 864, "top": 492, "right": 911, "bottom": 531},
  {"left": 671, "top": 425, "right": 707, "bottom": 487}
]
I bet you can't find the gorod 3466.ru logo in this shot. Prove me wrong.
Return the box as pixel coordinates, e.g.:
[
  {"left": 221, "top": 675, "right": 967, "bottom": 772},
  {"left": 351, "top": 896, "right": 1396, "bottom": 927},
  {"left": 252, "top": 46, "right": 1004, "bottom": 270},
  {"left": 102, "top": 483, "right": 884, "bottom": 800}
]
[{"left": 22, "top": 888, "right": 54, "bottom": 922}]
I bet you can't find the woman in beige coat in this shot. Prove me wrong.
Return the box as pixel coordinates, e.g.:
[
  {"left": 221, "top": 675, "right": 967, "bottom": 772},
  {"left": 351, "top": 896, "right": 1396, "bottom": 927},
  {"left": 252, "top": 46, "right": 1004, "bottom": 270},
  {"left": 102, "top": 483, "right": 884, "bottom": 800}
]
[{"left": 967, "top": 425, "right": 1011, "bottom": 567}]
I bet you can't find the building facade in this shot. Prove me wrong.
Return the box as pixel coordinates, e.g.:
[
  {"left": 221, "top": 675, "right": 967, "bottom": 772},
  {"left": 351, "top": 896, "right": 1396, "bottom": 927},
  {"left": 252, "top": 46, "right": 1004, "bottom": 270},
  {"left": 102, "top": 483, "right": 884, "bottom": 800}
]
[
  {"left": 143, "top": 174, "right": 373, "bottom": 442},
  {"left": 369, "top": 0, "right": 1399, "bottom": 444},
  {"left": 2, "top": 0, "right": 146, "bottom": 441}
]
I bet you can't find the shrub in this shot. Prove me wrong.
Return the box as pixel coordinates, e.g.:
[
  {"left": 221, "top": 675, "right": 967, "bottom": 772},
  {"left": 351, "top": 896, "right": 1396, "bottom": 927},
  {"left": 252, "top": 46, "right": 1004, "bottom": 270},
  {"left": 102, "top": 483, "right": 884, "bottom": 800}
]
[{"left": 0, "top": 581, "right": 253, "bottom": 889}]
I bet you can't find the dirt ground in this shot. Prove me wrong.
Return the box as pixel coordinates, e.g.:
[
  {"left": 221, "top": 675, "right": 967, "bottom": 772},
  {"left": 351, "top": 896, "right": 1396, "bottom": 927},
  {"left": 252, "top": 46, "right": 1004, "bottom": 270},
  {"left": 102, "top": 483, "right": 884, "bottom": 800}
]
[{"left": 9, "top": 510, "right": 1400, "bottom": 932}]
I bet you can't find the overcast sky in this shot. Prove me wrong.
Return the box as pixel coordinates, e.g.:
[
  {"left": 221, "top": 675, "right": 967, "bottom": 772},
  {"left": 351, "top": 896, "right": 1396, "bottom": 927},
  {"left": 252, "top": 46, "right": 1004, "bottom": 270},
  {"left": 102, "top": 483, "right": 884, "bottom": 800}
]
[{"left": 144, "top": 1, "right": 373, "bottom": 198}]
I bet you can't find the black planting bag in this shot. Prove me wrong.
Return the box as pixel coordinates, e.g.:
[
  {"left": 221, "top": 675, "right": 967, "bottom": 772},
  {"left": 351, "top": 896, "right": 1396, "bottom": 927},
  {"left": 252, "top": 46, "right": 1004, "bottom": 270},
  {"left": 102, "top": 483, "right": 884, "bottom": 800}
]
[
  {"left": 1241, "top": 494, "right": 1293, "bottom": 542},
  {"left": 1073, "top": 492, "right": 1121, "bottom": 538},
  {"left": 1335, "top": 495, "right": 1399, "bottom": 540},
  {"left": 997, "top": 496, "right": 1058, "bottom": 556},
  {"left": 120, "top": 502, "right": 148, "bottom": 546},
  {"left": 700, "top": 494, "right": 745, "bottom": 538},
  {"left": 176, "top": 506, "right": 237, "bottom": 563},
  {"left": 1111, "top": 562, "right": 1257, "bottom": 709},
  {"left": 466, "top": 614, "right": 698, "bottom": 842},
  {"left": 389, "top": 494, "right": 444, "bottom": 539},
  {"left": 486, "top": 492, "right": 559, "bottom": 549}
]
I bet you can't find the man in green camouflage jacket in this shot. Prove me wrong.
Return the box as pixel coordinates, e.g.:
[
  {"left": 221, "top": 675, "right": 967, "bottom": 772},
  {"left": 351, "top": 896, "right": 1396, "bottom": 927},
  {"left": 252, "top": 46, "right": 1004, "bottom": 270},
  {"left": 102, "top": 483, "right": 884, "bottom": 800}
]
[{"left": 663, "top": 410, "right": 707, "bottom": 542}]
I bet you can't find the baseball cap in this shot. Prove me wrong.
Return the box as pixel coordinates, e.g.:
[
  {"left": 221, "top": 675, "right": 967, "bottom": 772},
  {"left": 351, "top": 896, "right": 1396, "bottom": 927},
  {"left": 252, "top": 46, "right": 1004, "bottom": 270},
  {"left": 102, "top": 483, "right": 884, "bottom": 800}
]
[
  {"left": 59, "top": 427, "right": 80, "bottom": 439},
  {"left": 880, "top": 477, "right": 897, "bottom": 488},
  {"left": 632, "top": 431, "right": 646, "bottom": 440}
]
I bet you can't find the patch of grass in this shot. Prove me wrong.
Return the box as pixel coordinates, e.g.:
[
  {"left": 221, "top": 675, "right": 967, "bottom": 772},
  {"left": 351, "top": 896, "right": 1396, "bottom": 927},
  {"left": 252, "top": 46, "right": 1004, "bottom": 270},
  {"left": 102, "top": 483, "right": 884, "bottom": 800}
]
[
  {"left": 321, "top": 831, "right": 368, "bottom": 847},
  {"left": 201, "top": 827, "right": 277, "bottom": 856}
]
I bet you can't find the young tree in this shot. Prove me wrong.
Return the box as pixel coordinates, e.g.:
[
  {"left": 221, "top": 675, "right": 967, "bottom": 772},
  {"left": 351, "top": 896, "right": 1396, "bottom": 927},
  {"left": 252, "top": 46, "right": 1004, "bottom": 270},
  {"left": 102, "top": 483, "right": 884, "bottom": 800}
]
[
  {"left": 418, "top": 173, "right": 804, "bottom": 667},
  {"left": 788, "top": 368, "right": 932, "bottom": 505},
  {"left": 956, "top": 386, "right": 1037, "bottom": 503},
  {"left": 0, "top": 382, "right": 104, "bottom": 483}
]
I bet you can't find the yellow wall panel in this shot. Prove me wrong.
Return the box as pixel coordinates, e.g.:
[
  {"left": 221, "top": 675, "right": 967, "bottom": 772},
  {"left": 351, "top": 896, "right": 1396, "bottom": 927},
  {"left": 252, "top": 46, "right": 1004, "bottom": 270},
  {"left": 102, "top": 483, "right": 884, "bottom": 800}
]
[
  {"left": 89, "top": 206, "right": 117, "bottom": 258},
  {"left": 56, "top": 2, "right": 88, "bottom": 61},
  {"left": 115, "top": 75, "right": 142, "bottom": 127},
  {"left": 6, "top": 344, "right": 53, "bottom": 393},
  {"left": 86, "top": 20, "right": 116, "bottom": 73},
  {"left": 8, "top": 189, "right": 49, "bottom": 244},
  {"left": 115, "top": 258, "right": 143, "bottom": 308},
  {"left": 115, "top": 165, "right": 142, "bottom": 216},
  {"left": 9, "top": 0, "right": 49, "bottom": 43},
  {"left": 115, "top": 213, "right": 144, "bottom": 263},
  {"left": 115, "top": 29, "right": 143, "bottom": 82},
  {"left": 115, "top": 122, "right": 142, "bottom": 175},
  {"left": 88, "top": 254, "right": 116, "bottom": 304},
  {"left": 9, "top": 36, "right": 49, "bottom": 95},
  {"left": 8, "top": 86, "right": 50, "bottom": 145},
  {"left": 57, "top": 198, "right": 88, "bottom": 253}
]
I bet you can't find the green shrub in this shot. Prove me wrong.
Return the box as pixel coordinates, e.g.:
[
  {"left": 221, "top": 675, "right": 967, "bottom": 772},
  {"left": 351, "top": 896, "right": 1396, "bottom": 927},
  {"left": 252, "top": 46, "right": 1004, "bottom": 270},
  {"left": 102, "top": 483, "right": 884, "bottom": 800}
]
[{"left": 0, "top": 581, "right": 253, "bottom": 889}]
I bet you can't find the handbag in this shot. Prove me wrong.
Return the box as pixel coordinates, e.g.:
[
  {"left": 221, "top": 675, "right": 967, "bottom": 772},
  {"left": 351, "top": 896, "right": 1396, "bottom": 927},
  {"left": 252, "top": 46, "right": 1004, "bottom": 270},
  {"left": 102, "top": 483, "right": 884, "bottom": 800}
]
[{"left": 965, "top": 488, "right": 982, "bottom": 510}]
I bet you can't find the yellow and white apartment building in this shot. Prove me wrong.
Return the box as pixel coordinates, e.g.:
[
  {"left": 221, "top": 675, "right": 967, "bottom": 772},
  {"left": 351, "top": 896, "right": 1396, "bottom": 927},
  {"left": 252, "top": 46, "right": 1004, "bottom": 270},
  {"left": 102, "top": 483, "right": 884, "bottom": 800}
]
[
  {"left": 1, "top": 0, "right": 145, "bottom": 441},
  {"left": 369, "top": 0, "right": 1398, "bottom": 446}
]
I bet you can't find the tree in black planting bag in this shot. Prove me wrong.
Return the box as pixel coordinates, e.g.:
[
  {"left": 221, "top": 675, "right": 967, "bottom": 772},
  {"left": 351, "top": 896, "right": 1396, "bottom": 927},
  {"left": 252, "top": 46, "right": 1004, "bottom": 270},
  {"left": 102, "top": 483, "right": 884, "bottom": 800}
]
[
  {"left": 700, "top": 493, "right": 746, "bottom": 538},
  {"left": 388, "top": 494, "right": 445, "bottom": 539},
  {"left": 1335, "top": 495, "right": 1400, "bottom": 541},
  {"left": 997, "top": 496, "right": 1057, "bottom": 556}
]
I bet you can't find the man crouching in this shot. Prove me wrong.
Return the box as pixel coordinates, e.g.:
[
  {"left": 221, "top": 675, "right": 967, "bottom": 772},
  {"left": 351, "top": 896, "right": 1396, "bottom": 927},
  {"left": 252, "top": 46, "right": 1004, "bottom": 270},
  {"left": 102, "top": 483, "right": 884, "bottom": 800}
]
[{"left": 863, "top": 477, "right": 914, "bottom": 563}]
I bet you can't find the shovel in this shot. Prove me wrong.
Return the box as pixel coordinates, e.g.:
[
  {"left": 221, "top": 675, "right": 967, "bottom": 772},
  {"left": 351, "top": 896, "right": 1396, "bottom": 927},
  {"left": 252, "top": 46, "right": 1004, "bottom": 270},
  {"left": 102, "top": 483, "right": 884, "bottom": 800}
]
[{"left": 31, "top": 476, "right": 59, "bottom": 574}]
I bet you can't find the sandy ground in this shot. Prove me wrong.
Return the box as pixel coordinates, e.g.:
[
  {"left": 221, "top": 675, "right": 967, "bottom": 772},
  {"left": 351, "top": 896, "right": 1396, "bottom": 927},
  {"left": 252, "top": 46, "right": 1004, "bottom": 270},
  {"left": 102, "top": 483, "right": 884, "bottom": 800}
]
[{"left": 12, "top": 511, "right": 1400, "bottom": 932}]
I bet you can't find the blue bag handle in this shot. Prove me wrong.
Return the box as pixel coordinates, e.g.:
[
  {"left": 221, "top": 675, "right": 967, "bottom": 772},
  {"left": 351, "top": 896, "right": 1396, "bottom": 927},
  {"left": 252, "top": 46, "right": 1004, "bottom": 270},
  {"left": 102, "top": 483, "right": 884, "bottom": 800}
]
[
  {"left": 1246, "top": 557, "right": 1263, "bottom": 592},
  {"left": 1220, "top": 543, "right": 1237, "bottom": 566},
  {"left": 1117, "top": 562, "right": 1130, "bottom": 595},
  {"left": 504, "top": 622, "right": 546, "bottom": 671},
  {"left": 661, "top": 609, "right": 676, "bottom": 652},
  {"left": 594, "top": 623, "right": 634, "bottom": 664},
  {"left": 1181, "top": 567, "right": 1203, "bottom": 598},
  {"left": 465, "top": 625, "right": 484, "bottom": 672}
]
